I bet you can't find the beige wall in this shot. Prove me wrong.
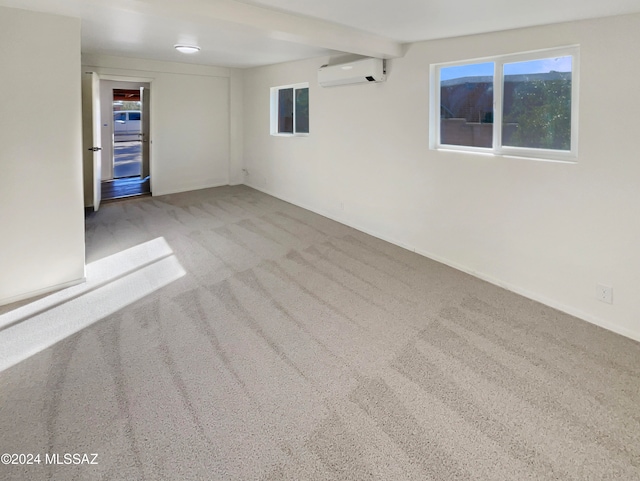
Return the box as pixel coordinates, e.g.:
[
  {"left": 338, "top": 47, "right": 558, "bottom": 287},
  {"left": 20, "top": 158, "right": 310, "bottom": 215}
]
[
  {"left": 243, "top": 14, "right": 640, "bottom": 340},
  {"left": 0, "top": 6, "right": 85, "bottom": 304},
  {"left": 82, "top": 55, "right": 244, "bottom": 197}
]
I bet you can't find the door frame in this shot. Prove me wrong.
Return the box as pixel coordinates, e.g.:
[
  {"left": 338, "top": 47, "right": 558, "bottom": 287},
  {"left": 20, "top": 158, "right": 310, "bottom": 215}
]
[
  {"left": 81, "top": 71, "right": 102, "bottom": 210},
  {"left": 96, "top": 75, "right": 153, "bottom": 189}
]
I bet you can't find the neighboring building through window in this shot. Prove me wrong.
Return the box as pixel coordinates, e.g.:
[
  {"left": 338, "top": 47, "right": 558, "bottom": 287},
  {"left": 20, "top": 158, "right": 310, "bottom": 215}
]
[
  {"left": 431, "top": 46, "right": 578, "bottom": 161},
  {"left": 271, "top": 83, "right": 309, "bottom": 136}
]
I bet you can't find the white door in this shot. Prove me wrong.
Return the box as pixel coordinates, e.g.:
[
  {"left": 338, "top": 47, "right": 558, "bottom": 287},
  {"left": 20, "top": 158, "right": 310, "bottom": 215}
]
[
  {"left": 140, "top": 86, "right": 150, "bottom": 180},
  {"left": 82, "top": 72, "right": 102, "bottom": 211},
  {"left": 90, "top": 73, "right": 102, "bottom": 210}
]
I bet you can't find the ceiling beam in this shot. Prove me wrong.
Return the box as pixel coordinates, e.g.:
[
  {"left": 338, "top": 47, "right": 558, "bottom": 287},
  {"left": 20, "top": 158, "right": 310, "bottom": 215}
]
[{"left": 107, "top": 0, "right": 404, "bottom": 59}]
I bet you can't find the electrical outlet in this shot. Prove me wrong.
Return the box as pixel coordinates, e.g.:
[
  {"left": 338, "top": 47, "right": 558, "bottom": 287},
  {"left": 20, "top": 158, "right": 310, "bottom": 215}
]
[{"left": 596, "top": 284, "right": 613, "bottom": 304}]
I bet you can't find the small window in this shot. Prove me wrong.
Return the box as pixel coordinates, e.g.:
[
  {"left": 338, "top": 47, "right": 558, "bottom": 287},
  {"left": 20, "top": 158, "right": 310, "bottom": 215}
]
[
  {"left": 271, "top": 83, "right": 309, "bottom": 136},
  {"left": 128, "top": 111, "right": 141, "bottom": 121},
  {"left": 114, "top": 112, "right": 126, "bottom": 121},
  {"left": 431, "top": 46, "right": 578, "bottom": 161}
]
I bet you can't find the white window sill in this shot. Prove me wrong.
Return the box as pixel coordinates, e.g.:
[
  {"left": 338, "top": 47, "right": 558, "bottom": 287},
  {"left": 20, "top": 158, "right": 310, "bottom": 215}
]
[
  {"left": 433, "top": 147, "right": 577, "bottom": 164},
  {"left": 270, "top": 133, "right": 309, "bottom": 138}
]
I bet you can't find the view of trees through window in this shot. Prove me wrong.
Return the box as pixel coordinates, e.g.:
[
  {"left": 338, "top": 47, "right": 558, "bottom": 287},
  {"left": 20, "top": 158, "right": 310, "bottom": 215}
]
[
  {"left": 439, "top": 54, "right": 573, "bottom": 153},
  {"left": 503, "top": 57, "right": 572, "bottom": 150}
]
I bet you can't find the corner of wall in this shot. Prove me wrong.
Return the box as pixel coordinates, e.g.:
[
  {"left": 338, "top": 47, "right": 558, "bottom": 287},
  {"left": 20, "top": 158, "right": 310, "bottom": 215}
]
[{"left": 229, "top": 69, "right": 245, "bottom": 185}]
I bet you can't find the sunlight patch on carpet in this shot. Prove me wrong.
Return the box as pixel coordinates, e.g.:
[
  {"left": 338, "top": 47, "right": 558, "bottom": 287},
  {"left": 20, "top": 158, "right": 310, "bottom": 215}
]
[{"left": 0, "top": 238, "right": 185, "bottom": 372}]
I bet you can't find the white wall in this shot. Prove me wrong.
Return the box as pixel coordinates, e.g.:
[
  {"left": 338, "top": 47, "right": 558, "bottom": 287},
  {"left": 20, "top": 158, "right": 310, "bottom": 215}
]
[
  {"left": 0, "top": 6, "right": 85, "bottom": 304},
  {"left": 243, "top": 13, "right": 640, "bottom": 341},
  {"left": 82, "top": 55, "right": 243, "bottom": 196}
]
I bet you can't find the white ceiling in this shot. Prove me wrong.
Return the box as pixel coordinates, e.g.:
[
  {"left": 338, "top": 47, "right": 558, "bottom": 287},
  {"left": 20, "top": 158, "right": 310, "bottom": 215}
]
[
  {"left": 241, "top": 0, "right": 640, "bottom": 43},
  {"left": 2, "top": 0, "right": 640, "bottom": 68}
]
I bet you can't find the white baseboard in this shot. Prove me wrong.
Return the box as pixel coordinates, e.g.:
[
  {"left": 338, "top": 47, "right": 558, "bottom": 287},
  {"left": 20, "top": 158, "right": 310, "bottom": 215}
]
[
  {"left": 411, "top": 246, "right": 640, "bottom": 343},
  {"left": 0, "top": 277, "right": 86, "bottom": 308},
  {"left": 244, "top": 181, "right": 640, "bottom": 343}
]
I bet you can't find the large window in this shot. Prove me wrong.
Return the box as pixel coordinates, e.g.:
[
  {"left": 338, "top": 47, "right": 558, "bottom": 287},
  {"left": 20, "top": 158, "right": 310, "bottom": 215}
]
[
  {"left": 431, "top": 46, "right": 578, "bottom": 161},
  {"left": 270, "top": 83, "right": 309, "bottom": 136}
]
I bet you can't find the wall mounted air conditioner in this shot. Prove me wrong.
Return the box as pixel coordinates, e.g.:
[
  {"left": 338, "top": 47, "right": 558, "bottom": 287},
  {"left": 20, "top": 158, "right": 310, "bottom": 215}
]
[{"left": 318, "top": 58, "right": 386, "bottom": 87}]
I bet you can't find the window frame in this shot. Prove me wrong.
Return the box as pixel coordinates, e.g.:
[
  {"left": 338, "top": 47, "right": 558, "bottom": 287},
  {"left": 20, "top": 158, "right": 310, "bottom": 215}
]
[
  {"left": 430, "top": 46, "right": 579, "bottom": 162},
  {"left": 270, "top": 82, "right": 310, "bottom": 137}
]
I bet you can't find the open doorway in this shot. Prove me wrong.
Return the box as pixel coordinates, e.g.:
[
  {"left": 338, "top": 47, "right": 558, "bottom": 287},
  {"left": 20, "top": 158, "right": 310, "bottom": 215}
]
[
  {"left": 101, "top": 81, "right": 151, "bottom": 201},
  {"left": 113, "top": 89, "right": 142, "bottom": 178}
]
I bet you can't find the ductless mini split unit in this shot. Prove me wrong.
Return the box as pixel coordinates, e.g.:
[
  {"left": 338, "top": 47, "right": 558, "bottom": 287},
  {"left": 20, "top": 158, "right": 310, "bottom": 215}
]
[{"left": 318, "top": 58, "right": 386, "bottom": 87}]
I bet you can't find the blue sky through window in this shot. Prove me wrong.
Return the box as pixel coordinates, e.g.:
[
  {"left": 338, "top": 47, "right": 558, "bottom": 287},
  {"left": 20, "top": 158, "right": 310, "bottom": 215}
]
[
  {"left": 504, "top": 56, "right": 572, "bottom": 75},
  {"left": 441, "top": 56, "right": 572, "bottom": 81},
  {"left": 440, "top": 62, "right": 493, "bottom": 81}
]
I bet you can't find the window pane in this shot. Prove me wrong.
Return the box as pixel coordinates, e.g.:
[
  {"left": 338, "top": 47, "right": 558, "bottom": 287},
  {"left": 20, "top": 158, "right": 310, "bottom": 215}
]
[
  {"left": 502, "top": 56, "right": 572, "bottom": 150},
  {"left": 440, "top": 62, "right": 494, "bottom": 148},
  {"left": 278, "top": 88, "right": 294, "bottom": 134},
  {"left": 295, "top": 88, "right": 309, "bottom": 134},
  {"left": 129, "top": 111, "right": 141, "bottom": 121}
]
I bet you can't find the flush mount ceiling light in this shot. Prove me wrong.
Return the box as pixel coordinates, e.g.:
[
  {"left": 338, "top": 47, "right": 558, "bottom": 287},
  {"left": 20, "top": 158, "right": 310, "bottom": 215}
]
[{"left": 174, "top": 44, "right": 201, "bottom": 54}]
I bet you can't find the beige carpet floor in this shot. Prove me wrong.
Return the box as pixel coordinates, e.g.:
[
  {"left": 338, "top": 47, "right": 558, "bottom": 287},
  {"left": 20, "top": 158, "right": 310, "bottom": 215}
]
[{"left": 1, "top": 185, "right": 639, "bottom": 480}]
